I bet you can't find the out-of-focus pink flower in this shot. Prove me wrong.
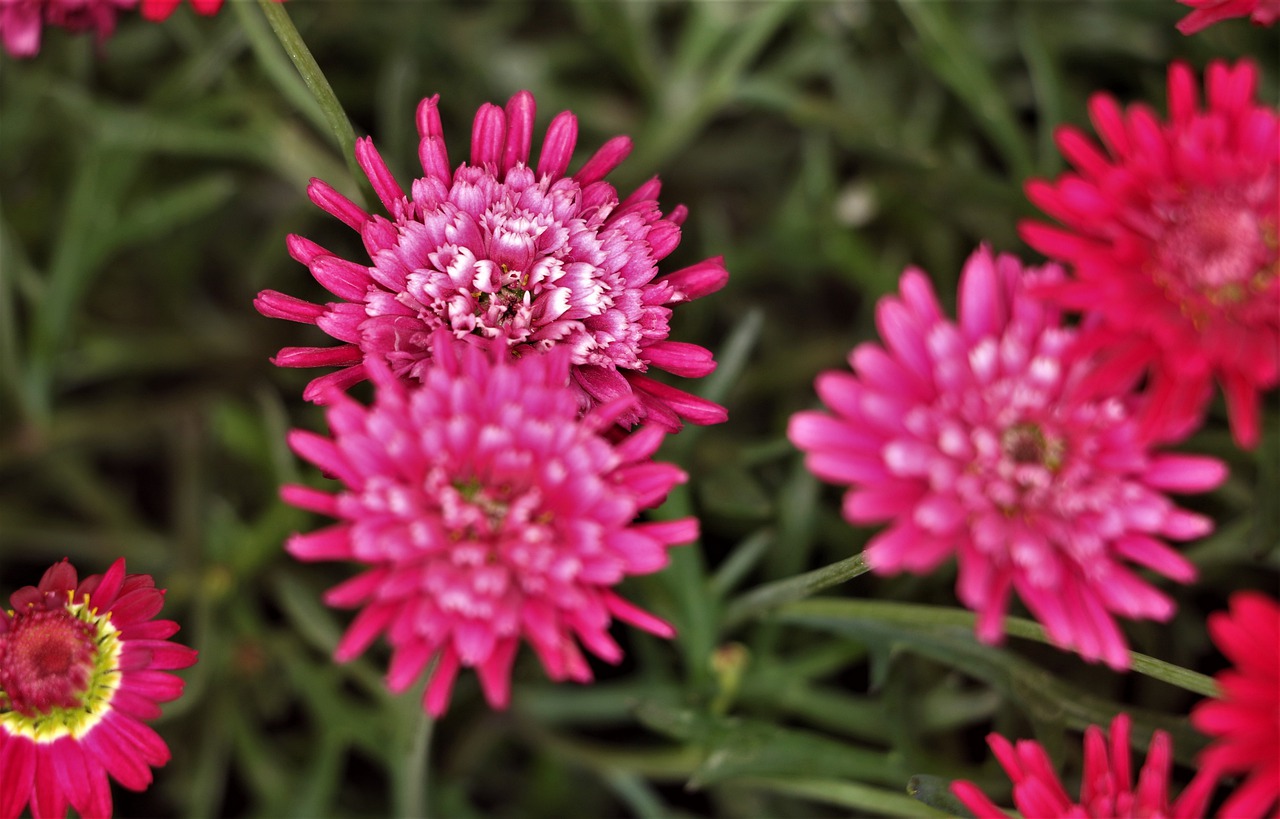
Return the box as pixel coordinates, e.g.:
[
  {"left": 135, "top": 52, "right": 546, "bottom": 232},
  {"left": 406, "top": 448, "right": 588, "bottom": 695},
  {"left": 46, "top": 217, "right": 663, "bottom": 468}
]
[
  {"left": 1022, "top": 60, "right": 1279, "bottom": 449},
  {"left": 952, "top": 714, "right": 1218, "bottom": 818},
  {"left": 256, "top": 90, "right": 728, "bottom": 432},
  {"left": 0, "top": 0, "right": 135, "bottom": 58},
  {"left": 788, "top": 246, "right": 1226, "bottom": 669},
  {"left": 139, "top": 0, "right": 283, "bottom": 21},
  {"left": 0, "top": 559, "right": 197, "bottom": 819},
  {"left": 1177, "top": 0, "right": 1280, "bottom": 33},
  {"left": 1192, "top": 592, "right": 1280, "bottom": 817},
  {"left": 281, "top": 332, "right": 697, "bottom": 716}
]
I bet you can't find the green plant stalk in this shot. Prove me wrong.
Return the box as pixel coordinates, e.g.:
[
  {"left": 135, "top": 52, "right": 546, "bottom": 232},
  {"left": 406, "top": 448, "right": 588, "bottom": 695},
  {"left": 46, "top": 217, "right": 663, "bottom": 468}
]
[
  {"left": 395, "top": 706, "right": 435, "bottom": 819},
  {"left": 255, "top": 0, "right": 363, "bottom": 193},
  {"left": 722, "top": 551, "right": 870, "bottom": 631},
  {"left": 741, "top": 777, "right": 948, "bottom": 817},
  {"left": 781, "top": 598, "right": 1220, "bottom": 699}
]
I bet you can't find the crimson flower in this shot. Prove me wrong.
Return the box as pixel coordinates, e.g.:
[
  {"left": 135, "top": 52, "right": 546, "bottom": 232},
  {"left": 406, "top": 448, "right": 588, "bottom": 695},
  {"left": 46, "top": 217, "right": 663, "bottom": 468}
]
[
  {"left": 1191, "top": 592, "right": 1280, "bottom": 817},
  {"left": 281, "top": 332, "right": 697, "bottom": 716},
  {"left": 0, "top": 0, "right": 135, "bottom": 58},
  {"left": 1177, "top": 0, "right": 1280, "bottom": 33},
  {"left": 1022, "top": 60, "right": 1279, "bottom": 449},
  {"left": 257, "top": 90, "right": 728, "bottom": 432},
  {"left": 951, "top": 714, "right": 1218, "bottom": 818},
  {"left": 788, "top": 247, "right": 1226, "bottom": 669},
  {"left": 0, "top": 559, "right": 197, "bottom": 819}
]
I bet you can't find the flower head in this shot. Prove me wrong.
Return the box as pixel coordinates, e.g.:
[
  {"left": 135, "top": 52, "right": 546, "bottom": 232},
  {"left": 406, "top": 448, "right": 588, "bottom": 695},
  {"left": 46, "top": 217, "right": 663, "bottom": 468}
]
[
  {"left": 140, "top": 0, "right": 283, "bottom": 21},
  {"left": 0, "top": 558, "right": 198, "bottom": 819},
  {"left": 788, "top": 247, "right": 1226, "bottom": 669},
  {"left": 951, "top": 714, "right": 1217, "bottom": 818},
  {"left": 0, "top": 0, "right": 135, "bottom": 58},
  {"left": 256, "top": 90, "right": 728, "bottom": 432},
  {"left": 1191, "top": 592, "right": 1280, "bottom": 817},
  {"left": 281, "top": 332, "right": 697, "bottom": 716},
  {"left": 1022, "top": 60, "right": 1279, "bottom": 449},
  {"left": 1177, "top": 0, "right": 1280, "bottom": 34}
]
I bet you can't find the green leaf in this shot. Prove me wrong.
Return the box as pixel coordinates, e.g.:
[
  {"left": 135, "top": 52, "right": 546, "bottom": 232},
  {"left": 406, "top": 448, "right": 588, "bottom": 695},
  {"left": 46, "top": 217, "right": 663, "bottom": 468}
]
[
  {"left": 775, "top": 598, "right": 1212, "bottom": 760},
  {"left": 633, "top": 701, "right": 898, "bottom": 789},
  {"left": 748, "top": 776, "right": 949, "bottom": 817}
]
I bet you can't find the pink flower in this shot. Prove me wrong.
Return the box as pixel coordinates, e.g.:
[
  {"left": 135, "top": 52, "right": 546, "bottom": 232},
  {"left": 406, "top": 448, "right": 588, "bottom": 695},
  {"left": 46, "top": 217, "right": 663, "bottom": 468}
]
[
  {"left": 0, "top": 0, "right": 135, "bottom": 58},
  {"left": 1191, "top": 592, "right": 1280, "bottom": 818},
  {"left": 281, "top": 332, "right": 697, "bottom": 716},
  {"left": 0, "top": 559, "right": 198, "bottom": 819},
  {"left": 951, "top": 714, "right": 1218, "bottom": 818},
  {"left": 788, "top": 247, "right": 1227, "bottom": 669},
  {"left": 140, "top": 0, "right": 283, "bottom": 21},
  {"left": 256, "top": 90, "right": 729, "bottom": 432},
  {"left": 1177, "top": 0, "right": 1280, "bottom": 33},
  {"left": 1022, "top": 60, "right": 1279, "bottom": 449}
]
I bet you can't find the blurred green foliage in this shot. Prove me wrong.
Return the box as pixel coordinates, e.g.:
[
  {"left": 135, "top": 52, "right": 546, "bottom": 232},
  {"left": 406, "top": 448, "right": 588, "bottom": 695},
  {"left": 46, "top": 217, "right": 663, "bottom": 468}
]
[{"left": 1, "top": 1, "right": 1275, "bottom": 816}]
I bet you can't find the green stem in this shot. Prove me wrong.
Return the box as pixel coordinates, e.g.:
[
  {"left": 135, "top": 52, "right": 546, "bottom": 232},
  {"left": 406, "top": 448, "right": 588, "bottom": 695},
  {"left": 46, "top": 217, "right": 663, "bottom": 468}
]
[
  {"left": 255, "top": 0, "right": 363, "bottom": 192},
  {"left": 780, "top": 598, "right": 1221, "bottom": 699},
  {"left": 722, "top": 551, "right": 870, "bottom": 631},
  {"left": 741, "top": 777, "right": 948, "bottom": 817},
  {"left": 396, "top": 706, "right": 434, "bottom": 819}
]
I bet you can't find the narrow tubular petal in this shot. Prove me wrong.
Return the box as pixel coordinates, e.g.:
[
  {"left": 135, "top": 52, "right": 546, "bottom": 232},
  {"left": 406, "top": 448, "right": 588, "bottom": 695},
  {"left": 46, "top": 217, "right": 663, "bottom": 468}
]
[
  {"left": 355, "top": 137, "right": 406, "bottom": 214},
  {"left": 1142, "top": 454, "right": 1227, "bottom": 492},
  {"left": 574, "top": 135, "right": 633, "bottom": 185},
  {"left": 470, "top": 102, "right": 506, "bottom": 168},
  {"left": 502, "top": 91, "right": 536, "bottom": 173},
  {"left": 643, "top": 340, "right": 717, "bottom": 377},
  {"left": 536, "top": 110, "right": 578, "bottom": 180}
]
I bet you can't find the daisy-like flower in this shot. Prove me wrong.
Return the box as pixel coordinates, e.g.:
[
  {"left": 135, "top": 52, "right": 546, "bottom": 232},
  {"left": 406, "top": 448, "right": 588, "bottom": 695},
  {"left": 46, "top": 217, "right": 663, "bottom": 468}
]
[
  {"left": 139, "top": 0, "right": 283, "bottom": 21},
  {"left": 1177, "top": 0, "right": 1280, "bottom": 34},
  {"left": 1022, "top": 60, "right": 1279, "bottom": 449},
  {"left": 951, "top": 714, "right": 1218, "bottom": 818},
  {"left": 256, "top": 90, "right": 729, "bottom": 432},
  {"left": 0, "top": 0, "right": 135, "bottom": 58},
  {"left": 1191, "top": 592, "right": 1280, "bottom": 817},
  {"left": 281, "top": 332, "right": 697, "bottom": 716},
  {"left": 788, "top": 246, "right": 1227, "bottom": 669},
  {"left": 0, "top": 558, "right": 198, "bottom": 819}
]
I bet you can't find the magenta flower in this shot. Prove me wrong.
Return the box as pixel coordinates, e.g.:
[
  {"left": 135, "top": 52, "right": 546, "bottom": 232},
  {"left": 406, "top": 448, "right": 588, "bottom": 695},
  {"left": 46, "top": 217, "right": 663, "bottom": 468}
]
[
  {"left": 0, "top": 0, "right": 135, "bottom": 58},
  {"left": 788, "top": 247, "right": 1227, "bottom": 669},
  {"left": 1191, "top": 592, "right": 1280, "bottom": 817},
  {"left": 951, "top": 714, "right": 1218, "bottom": 818},
  {"left": 281, "top": 332, "right": 697, "bottom": 716},
  {"left": 140, "top": 0, "right": 283, "bottom": 21},
  {"left": 256, "top": 90, "right": 728, "bottom": 432},
  {"left": 1177, "top": 0, "right": 1280, "bottom": 33},
  {"left": 1022, "top": 60, "right": 1279, "bottom": 449},
  {"left": 0, "top": 559, "right": 198, "bottom": 819}
]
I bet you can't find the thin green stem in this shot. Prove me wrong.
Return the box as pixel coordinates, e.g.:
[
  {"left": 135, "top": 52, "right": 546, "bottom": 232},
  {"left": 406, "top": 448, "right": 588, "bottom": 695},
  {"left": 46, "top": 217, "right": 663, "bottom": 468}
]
[
  {"left": 255, "top": 0, "right": 363, "bottom": 195},
  {"left": 779, "top": 598, "right": 1221, "bottom": 699},
  {"left": 741, "top": 777, "right": 948, "bottom": 817},
  {"left": 722, "top": 551, "right": 870, "bottom": 631},
  {"left": 396, "top": 706, "right": 434, "bottom": 819}
]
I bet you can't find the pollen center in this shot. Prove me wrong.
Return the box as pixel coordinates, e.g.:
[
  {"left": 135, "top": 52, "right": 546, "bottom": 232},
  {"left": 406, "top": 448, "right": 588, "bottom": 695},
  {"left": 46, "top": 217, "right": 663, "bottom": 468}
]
[
  {"left": 1155, "top": 191, "right": 1274, "bottom": 305},
  {"left": 1001, "top": 423, "right": 1063, "bottom": 471},
  {"left": 0, "top": 609, "right": 96, "bottom": 715}
]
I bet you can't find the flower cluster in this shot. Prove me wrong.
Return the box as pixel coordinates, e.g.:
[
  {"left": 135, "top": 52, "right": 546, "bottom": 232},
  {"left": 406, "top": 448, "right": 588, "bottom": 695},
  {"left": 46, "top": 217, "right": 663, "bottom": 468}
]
[
  {"left": 269, "top": 92, "right": 725, "bottom": 715},
  {"left": 951, "top": 714, "right": 1218, "bottom": 818},
  {"left": 0, "top": 0, "right": 285, "bottom": 58},
  {"left": 283, "top": 337, "right": 696, "bottom": 715},
  {"left": 789, "top": 247, "right": 1227, "bottom": 668},
  {"left": 0, "top": 559, "right": 197, "bottom": 819},
  {"left": 1022, "top": 60, "right": 1278, "bottom": 449},
  {"left": 257, "top": 90, "right": 727, "bottom": 432},
  {"left": 1191, "top": 593, "right": 1280, "bottom": 817}
]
